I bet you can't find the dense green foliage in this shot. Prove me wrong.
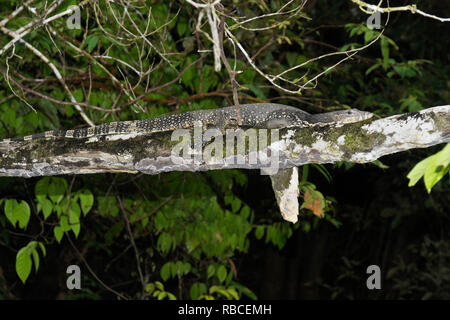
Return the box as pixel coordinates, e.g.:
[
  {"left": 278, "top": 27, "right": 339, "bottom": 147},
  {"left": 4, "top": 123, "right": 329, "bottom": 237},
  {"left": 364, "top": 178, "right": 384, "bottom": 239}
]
[{"left": 0, "top": 0, "right": 448, "bottom": 299}]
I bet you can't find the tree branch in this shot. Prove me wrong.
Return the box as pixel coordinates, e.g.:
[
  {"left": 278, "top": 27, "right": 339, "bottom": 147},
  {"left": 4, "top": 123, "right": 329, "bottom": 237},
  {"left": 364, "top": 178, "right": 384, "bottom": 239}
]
[{"left": 0, "top": 105, "right": 448, "bottom": 178}]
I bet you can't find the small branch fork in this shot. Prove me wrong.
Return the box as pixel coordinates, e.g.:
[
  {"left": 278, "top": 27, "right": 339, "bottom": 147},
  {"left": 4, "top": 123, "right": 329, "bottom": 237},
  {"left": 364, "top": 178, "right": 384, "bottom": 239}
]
[
  {"left": 188, "top": 0, "right": 449, "bottom": 98},
  {"left": 351, "top": 0, "right": 450, "bottom": 22},
  {"left": 186, "top": 0, "right": 376, "bottom": 96},
  {"left": 0, "top": 0, "right": 185, "bottom": 125},
  {"left": 0, "top": 24, "right": 95, "bottom": 126}
]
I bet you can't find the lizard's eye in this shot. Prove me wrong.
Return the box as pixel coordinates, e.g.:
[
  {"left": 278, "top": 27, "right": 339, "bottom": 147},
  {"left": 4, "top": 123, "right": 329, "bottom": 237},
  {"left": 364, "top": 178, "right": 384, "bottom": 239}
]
[{"left": 227, "top": 118, "right": 238, "bottom": 127}]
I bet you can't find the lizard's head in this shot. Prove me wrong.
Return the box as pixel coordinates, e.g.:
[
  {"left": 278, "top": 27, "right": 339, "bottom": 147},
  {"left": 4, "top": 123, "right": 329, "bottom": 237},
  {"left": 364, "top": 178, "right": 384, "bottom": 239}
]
[{"left": 324, "top": 109, "right": 374, "bottom": 124}]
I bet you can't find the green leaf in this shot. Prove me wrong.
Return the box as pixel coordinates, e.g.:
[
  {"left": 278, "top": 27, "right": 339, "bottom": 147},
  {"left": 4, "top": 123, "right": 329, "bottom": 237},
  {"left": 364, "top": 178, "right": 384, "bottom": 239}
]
[
  {"left": 424, "top": 157, "right": 440, "bottom": 192},
  {"left": 171, "top": 261, "right": 178, "bottom": 278},
  {"left": 207, "top": 264, "right": 215, "bottom": 279},
  {"left": 161, "top": 262, "right": 171, "bottom": 281},
  {"left": 185, "top": 237, "right": 199, "bottom": 253},
  {"left": 435, "top": 143, "right": 450, "bottom": 165},
  {"left": 38, "top": 242, "right": 46, "bottom": 256},
  {"left": 231, "top": 198, "right": 241, "bottom": 213},
  {"left": 255, "top": 226, "right": 264, "bottom": 240},
  {"left": 145, "top": 283, "right": 155, "bottom": 294},
  {"left": 230, "top": 281, "right": 258, "bottom": 300},
  {"left": 4, "top": 199, "right": 17, "bottom": 227},
  {"left": 167, "top": 292, "right": 177, "bottom": 300},
  {"left": 190, "top": 282, "right": 201, "bottom": 300},
  {"left": 157, "top": 233, "right": 173, "bottom": 254},
  {"left": 210, "top": 285, "right": 231, "bottom": 299},
  {"left": 312, "top": 164, "right": 332, "bottom": 183},
  {"left": 227, "top": 287, "right": 240, "bottom": 300},
  {"left": 60, "top": 215, "right": 71, "bottom": 232},
  {"left": 407, "top": 156, "right": 431, "bottom": 187},
  {"left": 177, "top": 19, "right": 188, "bottom": 37},
  {"left": 86, "top": 35, "right": 99, "bottom": 53},
  {"left": 65, "top": 105, "right": 74, "bottom": 117},
  {"left": 423, "top": 145, "right": 450, "bottom": 192},
  {"left": 181, "top": 56, "right": 195, "bottom": 87},
  {"left": 407, "top": 144, "right": 450, "bottom": 192},
  {"left": 31, "top": 249, "right": 40, "bottom": 272},
  {"left": 364, "top": 30, "right": 378, "bottom": 43},
  {"left": 69, "top": 200, "right": 81, "bottom": 221},
  {"left": 35, "top": 177, "right": 50, "bottom": 202},
  {"left": 157, "top": 291, "right": 167, "bottom": 300},
  {"left": 79, "top": 189, "right": 94, "bottom": 216},
  {"left": 365, "top": 63, "right": 381, "bottom": 76},
  {"left": 48, "top": 178, "right": 66, "bottom": 204},
  {"left": 71, "top": 221, "right": 81, "bottom": 238},
  {"left": 183, "top": 262, "right": 191, "bottom": 275},
  {"left": 240, "top": 206, "right": 250, "bottom": 219},
  {"left": 155, "top": 281, "right": 164, "bottom": 291},
  {"left": 41, "top": 198, "right": 53, "bottom": 219},
  {"left": 230, "top": 234, "right": 238, "bottom": 250},
  {"left": 175, "top": 261, "right": 183, "bottom": 276},
  {"left": 54, "top": 226, "right": 64, "bottom": 243},
  {"left": 371, "top": 160, "right": 389, "bottom": 169},
  {"left": 217, "top": 265, "right": 227, "bottom": 283},
  {"left": 16, "top": 247, "right": 32, "bottom": 284},
  {"left": 73, "top": 89, "right": 83, "bottom": 103},
  {"left": 15, "top": 201, "right": 31, "bottom": 229}
]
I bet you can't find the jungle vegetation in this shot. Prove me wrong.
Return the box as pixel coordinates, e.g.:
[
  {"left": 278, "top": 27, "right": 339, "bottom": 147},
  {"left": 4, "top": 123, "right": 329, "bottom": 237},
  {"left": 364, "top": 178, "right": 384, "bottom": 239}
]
[{"left": 0, "top": 0, "right": 449, "bottom": 300}]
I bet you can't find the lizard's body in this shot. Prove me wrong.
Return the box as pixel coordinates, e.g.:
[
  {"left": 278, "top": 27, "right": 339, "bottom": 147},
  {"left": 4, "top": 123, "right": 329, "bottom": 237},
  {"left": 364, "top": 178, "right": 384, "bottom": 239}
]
[{"left": 0, "top": 103, "right": 373, "bottom": 143}]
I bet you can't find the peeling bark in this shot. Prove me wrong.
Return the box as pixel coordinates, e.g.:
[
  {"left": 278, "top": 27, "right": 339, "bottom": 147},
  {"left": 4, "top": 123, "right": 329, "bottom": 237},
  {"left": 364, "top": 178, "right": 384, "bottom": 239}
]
[{"left": 269, "top": 167, "right": 300, "bottom": 223}]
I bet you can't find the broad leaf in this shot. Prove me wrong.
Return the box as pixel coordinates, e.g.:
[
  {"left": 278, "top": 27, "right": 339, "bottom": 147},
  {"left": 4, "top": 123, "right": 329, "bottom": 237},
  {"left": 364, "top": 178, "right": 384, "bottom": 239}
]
[
  {"left": 16, "top": 248, "right": 32, "bottom": 284},
  {"left": 79, "top": 189, "right": 94, "bottom": 216}
]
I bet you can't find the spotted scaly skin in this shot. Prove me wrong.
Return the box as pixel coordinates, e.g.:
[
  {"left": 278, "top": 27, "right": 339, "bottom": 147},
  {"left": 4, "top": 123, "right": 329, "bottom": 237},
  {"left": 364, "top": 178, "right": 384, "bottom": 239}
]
[{"left": 0, "top": 103, "right": 373, "bottom": 143}]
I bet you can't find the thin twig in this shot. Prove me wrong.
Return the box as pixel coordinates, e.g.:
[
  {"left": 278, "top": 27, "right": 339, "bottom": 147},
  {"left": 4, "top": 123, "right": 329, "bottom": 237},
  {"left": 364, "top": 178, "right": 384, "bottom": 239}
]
[
  {"left": 66, "top": 234, "right": 128, "bottom": 300},
  {"left": 219, "top": 13, "right": 241, "bottom": 124},
  {"left": 350, "top": 0, "right": 450, "bottom": 22},
  {"left": 0, "top": 0, "right": 36, "bottom": 28},
  {"left": 0, "top": 26, "right": 95, "bottom": 126},
  {"left": 118, "top": 56, "right": 204, "bottom": 109},
  {"left": 116, "top": 195, "right": 146, "bottom": 298},
  {"left": 0, "top": 68, "right": 120, "bottom": 113}
]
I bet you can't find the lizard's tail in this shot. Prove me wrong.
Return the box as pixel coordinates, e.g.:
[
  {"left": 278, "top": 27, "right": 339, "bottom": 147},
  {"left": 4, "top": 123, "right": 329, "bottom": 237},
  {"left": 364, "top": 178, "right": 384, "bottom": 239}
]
[{"left": 0, "top": 130, "right": 67, "bottom": 143}]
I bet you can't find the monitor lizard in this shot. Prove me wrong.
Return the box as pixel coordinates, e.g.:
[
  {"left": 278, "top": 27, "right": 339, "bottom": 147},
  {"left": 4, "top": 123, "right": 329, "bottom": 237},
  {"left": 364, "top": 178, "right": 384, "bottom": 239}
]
[{"left": 0, "top": 103, "right": 373, "bottom": 143}]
